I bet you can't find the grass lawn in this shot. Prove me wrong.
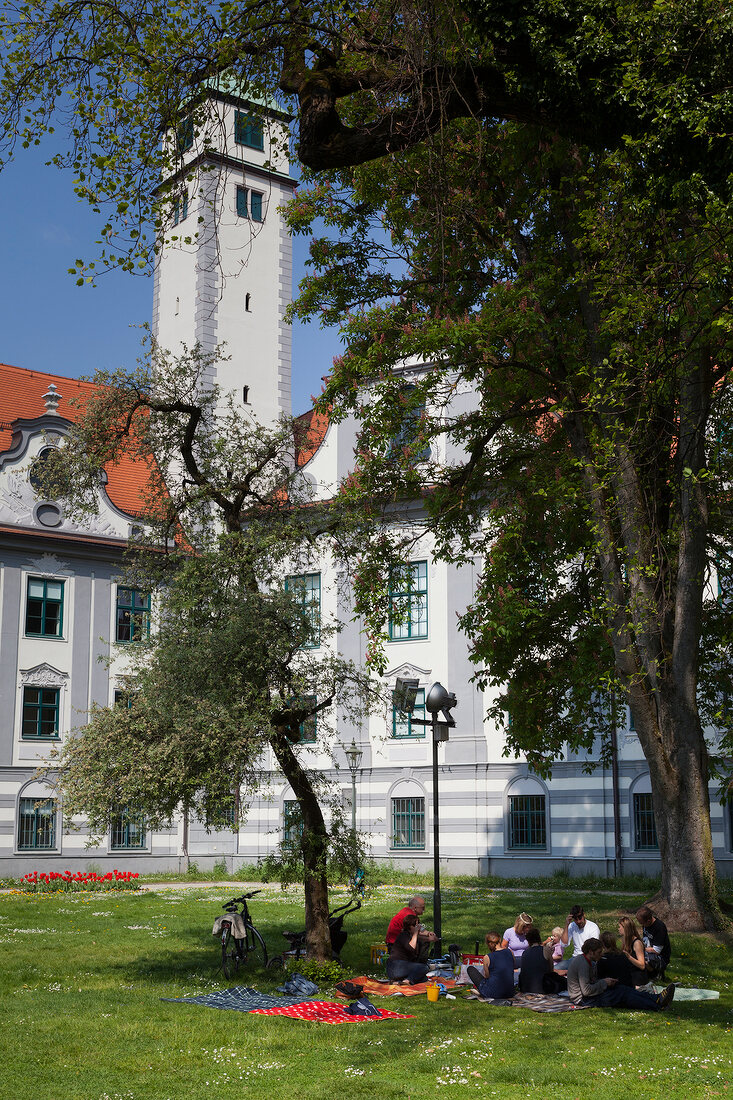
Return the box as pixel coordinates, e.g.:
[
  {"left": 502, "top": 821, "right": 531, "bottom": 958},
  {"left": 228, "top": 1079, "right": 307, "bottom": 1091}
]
[{"left": 1, "top": 881, "right": 731, "bottom": 1099}]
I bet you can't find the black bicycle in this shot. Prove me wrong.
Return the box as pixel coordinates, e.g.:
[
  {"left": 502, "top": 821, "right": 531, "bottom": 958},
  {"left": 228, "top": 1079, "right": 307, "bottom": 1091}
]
[
  {"left": 213, "top": 890, "right": 268, "bottom": 978},
  {"left": 266, "top": 896, "right": 362, "bottom": 970}
]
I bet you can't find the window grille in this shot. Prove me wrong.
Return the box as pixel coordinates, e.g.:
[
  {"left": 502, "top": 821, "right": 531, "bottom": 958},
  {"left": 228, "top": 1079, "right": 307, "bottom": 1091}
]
[
  {"left": 633, "top": 792, "right": 659, "bottom": 850},
  {"left": 286, "top": 573, "right": 321, "bottom": 648},
  {"left": 391, "top": 796, "right": 425, "bottom": 849},
  {"left": 18, "top": 797, "right": 56, "bottom": 850},
  {"left": 508, "top": 794, "right": 547, "bottom": 850},
  {"left": 283, "top": 800, "right": 303, "bottom": 849},
  {"left": 110, "top": 807, "right": 147, "bottom": 850}
]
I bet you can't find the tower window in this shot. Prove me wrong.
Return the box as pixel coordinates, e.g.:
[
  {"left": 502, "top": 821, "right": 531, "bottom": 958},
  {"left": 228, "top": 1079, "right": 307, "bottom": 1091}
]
[
  {"left": 236, "top": 185, "right": 248, "bottom": 218},
  {"left": 250, "top": 192, "right": 263, "bottom": 222},
  {"left": 245, "top": 293, "right": 252, "bottom": 312},
  {"left": 234, "top": 112, "right": 264, "bottom": 150},
  {"left": 242, "top": 386, "right": 250, "bottom": 404},
  {"left": 173, "top": 191, "right": 188, "bottom": 226},
  {"left": 177, "top": 117, "right": 194, "bottom": 152}
]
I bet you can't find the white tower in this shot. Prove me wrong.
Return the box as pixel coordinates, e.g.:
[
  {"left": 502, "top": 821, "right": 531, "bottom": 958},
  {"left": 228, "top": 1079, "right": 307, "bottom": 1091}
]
[{"left": 152, "top": 82, "right": 296, "bottom": 425}]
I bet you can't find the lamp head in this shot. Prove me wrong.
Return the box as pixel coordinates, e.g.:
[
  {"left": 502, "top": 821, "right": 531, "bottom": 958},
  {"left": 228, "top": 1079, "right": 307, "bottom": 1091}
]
[
  {"left": 392, "top": 676, "right": 420, "bottom": 715},
  {"left": 425, "top": 682, "right": 457, "bottom": 723},
  {"left": 345, "top": 739, "right": 363, "bottom": 773}
]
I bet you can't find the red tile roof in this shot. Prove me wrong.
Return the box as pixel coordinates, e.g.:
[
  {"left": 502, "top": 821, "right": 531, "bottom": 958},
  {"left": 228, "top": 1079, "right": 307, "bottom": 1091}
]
[
  {"left": 0, "top": 362, "right": 154, "bottom": 516},
  {"left": 294, "top": 405, "right": 329, "bottom": 466}
]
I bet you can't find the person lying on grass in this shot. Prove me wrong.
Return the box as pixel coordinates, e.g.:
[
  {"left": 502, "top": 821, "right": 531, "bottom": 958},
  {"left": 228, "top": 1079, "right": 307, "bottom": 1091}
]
[
  {"left": 466, "top": 932, "right": 516, "bottom": 1000},
  {"left": 385, "top": 913, "right": 430, "bottom": 985},
  {"left": 567, "top": 938, "right": 675, "bottom": 1010}
]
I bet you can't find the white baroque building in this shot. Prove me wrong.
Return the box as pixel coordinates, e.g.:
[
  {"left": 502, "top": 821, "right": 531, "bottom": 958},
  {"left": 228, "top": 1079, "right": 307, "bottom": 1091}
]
[{"left": 1, "top": 83, "right": 731, "bottom": 877}]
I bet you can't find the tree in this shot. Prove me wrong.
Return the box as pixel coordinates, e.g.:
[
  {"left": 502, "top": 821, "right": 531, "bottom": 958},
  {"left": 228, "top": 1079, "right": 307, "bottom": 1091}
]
[
  {"left": 42, "top": 341, "right": 379, "bottom": 958},
  {"left": 2, "top": 2, "right": 733, "bottom": 279},
  {"left": 285, "top": 121, "right": 733, "bottom": 930}
]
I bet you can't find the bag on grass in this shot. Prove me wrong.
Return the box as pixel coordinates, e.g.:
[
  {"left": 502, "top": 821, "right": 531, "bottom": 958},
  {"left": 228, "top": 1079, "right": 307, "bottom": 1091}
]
[{"left": 277, "top": 974, "right": 319, "bottom": 997}]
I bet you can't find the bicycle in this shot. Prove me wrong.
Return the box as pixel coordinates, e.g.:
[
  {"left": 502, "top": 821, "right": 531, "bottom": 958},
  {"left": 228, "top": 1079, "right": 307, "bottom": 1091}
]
[
  {"left": 212, "top": 890, "right": 268, "bottom": 978},
  {"left": 266, "top": 896, "right": 362, "bottom": 970}
]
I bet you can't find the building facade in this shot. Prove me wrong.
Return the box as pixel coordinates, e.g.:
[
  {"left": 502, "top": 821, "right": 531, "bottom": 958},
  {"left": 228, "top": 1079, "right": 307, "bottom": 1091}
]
[{"left": 1, "top": 84, "right": 731, "bottom": 877}]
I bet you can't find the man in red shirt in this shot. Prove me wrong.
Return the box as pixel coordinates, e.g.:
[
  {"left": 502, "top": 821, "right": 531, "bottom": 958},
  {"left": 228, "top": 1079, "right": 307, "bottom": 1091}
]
[{"left": 385, "top": 895, "right": 438, "bottom": 960}]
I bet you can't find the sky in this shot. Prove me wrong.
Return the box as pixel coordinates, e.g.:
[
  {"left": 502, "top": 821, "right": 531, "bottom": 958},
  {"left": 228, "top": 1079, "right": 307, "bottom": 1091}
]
[{"left": 0, "top": 145, "right": 343, "bottom": 416}]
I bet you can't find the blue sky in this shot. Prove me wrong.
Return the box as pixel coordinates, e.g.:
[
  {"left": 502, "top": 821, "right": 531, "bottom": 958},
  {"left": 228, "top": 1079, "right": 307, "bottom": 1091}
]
[{"left": 0, "top": 146, "right": 342, "bottom": 416}]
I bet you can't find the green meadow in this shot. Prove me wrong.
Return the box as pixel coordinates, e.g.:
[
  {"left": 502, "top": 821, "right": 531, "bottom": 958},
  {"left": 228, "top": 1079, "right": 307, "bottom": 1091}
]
[{"left": 2, "top": 881, "right": 731, "bottom": 1099}]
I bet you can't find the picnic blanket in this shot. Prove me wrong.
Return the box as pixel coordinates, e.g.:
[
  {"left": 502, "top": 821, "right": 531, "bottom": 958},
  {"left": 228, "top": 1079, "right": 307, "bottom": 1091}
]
[
  {"left": 250, "top": 1000, "right": 414, "bottom": 1024},
  {"left": 334, "top": 976, "right": 457, "bottom": 998},
  {"left": 465, "top": 991, "right": 590, "bottom": 1013},
  {"left": 161, "top": 986, "right": 316, "bottom": 1013},
  {"left": 654, "top": 986, "right": 719, "bottom": 1001}
]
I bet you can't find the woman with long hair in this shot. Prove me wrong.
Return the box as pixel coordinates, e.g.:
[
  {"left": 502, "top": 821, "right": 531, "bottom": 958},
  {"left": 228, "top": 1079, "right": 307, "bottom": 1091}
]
[
  {"left": 618, "top": 916, "right": 651, "bottom": 988},
  {"left": 501, "top": 913, "right": 533, "bottom": 960},
  {"left": 597, "top": 930, "right": 635, "bottom": 986},
  {"left": 467, "top": 932, "right": 516, "bottom": 999}
]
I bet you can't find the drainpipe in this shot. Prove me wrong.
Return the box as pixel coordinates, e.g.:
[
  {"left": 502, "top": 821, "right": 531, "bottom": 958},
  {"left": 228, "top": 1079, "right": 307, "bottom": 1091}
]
[{"left": 610, "top": 691, "right": 623, "bottom": 877}]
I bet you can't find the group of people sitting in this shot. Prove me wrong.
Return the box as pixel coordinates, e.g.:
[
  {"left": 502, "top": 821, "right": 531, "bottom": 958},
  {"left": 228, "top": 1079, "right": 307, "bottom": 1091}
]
[{"left": 384, "top": 896, "right": 675, "bottom": 1011}]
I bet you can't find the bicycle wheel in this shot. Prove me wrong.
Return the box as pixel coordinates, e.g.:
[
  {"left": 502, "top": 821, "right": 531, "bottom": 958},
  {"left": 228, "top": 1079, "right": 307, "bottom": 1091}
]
[
  {"left": 266, "top": 954, "right": 285, "bottom": 971},
  {"left": 221, "top": 926, "right": 233, "bottom": 979},
  {"left": 242, "top": 924, "right": 268, "bottom": 969}
]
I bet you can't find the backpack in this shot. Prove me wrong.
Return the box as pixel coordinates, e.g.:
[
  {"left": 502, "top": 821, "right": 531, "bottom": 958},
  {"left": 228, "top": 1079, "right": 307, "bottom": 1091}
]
[{"left": 343, "top": 996, "right": 381, "bottom": 1017}]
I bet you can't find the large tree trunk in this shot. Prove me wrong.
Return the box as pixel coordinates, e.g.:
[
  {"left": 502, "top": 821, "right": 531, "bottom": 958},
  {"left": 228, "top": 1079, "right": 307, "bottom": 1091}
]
[
  {"left": 631, "top": 683, "right": 721, "bottom": 931},
  {"left": 269, "top": 730, "right": 332, "bottom": 960}
]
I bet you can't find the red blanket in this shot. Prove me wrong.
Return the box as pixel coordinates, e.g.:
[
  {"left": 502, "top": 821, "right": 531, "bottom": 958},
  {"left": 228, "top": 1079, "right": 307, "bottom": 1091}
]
[{"left": 250, "top": 1000, "right": 414, "bottom": 1024}]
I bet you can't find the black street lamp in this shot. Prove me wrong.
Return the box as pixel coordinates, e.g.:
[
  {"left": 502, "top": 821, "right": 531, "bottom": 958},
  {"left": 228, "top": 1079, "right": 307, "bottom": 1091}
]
[
  {"left": 392, "top": 677, "right": 457, "bottom": 952},
  {"left": 345, "top": 739, "right": 363, "bottom": 835}
]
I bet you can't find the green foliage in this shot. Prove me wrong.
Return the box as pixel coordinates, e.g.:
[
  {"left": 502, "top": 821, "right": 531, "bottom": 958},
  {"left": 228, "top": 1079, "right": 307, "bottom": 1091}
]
[
  {"left": 287, "top": 115, "right": 733, "bottom": 918},
  {"left": 284, "top": 957, "right": 347, "bottom": 986}
]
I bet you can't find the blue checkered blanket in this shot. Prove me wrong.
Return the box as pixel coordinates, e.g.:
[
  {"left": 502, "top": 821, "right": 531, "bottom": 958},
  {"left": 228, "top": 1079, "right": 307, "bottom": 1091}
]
[{"left": 161, "top": 985, "right": 315, "bottom": 1012}]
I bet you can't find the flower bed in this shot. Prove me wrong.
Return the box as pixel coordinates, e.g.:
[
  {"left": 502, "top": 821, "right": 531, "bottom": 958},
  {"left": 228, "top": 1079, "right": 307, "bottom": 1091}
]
[{"left": 18, "top": 869, "right": 140, "bottom": 893}]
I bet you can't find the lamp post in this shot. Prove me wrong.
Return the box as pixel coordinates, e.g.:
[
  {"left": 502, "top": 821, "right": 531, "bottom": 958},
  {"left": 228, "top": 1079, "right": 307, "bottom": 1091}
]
[
  {"left": 345, "top": 739, "right": 363, "bottom": 835},
  {"left": 392, "top": 677, "right": 457, "bottom": 953}
]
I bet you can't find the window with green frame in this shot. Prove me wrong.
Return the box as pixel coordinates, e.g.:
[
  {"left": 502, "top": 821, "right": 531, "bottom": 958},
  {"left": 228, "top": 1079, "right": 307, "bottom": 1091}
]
[
  {"left": 26, "top": 577, "right": 64, "bottom": 636},
  {"left": 22, "top": 687, "right": 60, "bottom": 739},
  {"left": 391, "top": 796, "right": 425, "bottom": 849},
  {"left": 388, "top": 561, "right": 428, "bottom": 640},
  {"left": 116, "top": 587, "right": 151, "bottom": 643},
  {"left": 177, "top": 116, "right": 194, "bottom": 152},
  {"left": 296, "top": 695, "right": 317, "bottom": 743},
  {"left": 633, "top": 791, "right": 658, "bottom": 850},
  {"left": 110, "top": 806, "right": 147, "bottom": 850},
  {"left": 508, "top": 794, "right": 547, "bottom": 850},
  {"left": 286, "top": 573, "right": 321, "bottom": 648},
  {"left": 283, "top": 799, "right": 303, "bottom": 849},
  {"left": 392, "top": 688, "right": 426, "bottom": 738},
  {"left": 234, "top": 111, "right": 264, "bottom": 150},
  {"left": 18, "top": 797, "right": 56, "bottom": 850},
  {"left": 173, "top": 191, "right": 188, "bottom": 225}
]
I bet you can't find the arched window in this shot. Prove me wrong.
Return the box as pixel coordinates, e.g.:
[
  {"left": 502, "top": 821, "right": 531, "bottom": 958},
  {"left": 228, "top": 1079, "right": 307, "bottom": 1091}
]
[
  {"left": 17, "top": 782, "right": 58, "bottom": 852},
  {"left": 630, "top": 774, "right": 658, "bottom": 851},
  {"left": 505, "top": 776, "right": 549, "bottom": 851},
  {"left": 388, "top": 779, "right": 426, "bottom": 850}
]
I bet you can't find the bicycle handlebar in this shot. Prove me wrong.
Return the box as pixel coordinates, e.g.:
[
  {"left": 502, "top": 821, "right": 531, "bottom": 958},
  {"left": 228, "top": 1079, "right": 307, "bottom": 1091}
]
[{"left": 223, "top": 890, "right": 261, "bottom": 906}]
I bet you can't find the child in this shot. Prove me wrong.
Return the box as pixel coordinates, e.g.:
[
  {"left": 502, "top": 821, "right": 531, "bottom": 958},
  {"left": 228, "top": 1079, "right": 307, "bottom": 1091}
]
[{"left": 546, "top": 926, "right": 565, "bottom": 966}]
